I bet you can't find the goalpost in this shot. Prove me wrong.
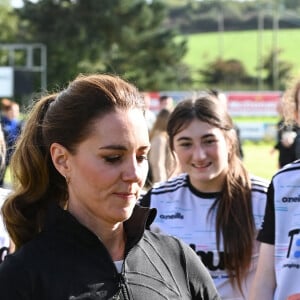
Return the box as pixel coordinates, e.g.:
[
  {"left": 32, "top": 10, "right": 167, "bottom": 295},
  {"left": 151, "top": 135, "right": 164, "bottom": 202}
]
[{"left": 0, "top": 43, "right": 47, "bottom": 98}]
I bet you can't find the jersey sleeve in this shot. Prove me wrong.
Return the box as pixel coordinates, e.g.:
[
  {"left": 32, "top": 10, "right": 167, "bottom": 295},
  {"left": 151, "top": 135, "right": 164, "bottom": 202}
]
[{"left": 257, "top": 181, "right": 275, "bottom": 244}]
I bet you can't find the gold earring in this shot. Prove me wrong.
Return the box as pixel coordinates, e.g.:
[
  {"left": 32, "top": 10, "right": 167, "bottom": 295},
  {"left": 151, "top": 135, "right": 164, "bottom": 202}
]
[{"left": 64, "top": 175, "right": 70, "bottom": 185}]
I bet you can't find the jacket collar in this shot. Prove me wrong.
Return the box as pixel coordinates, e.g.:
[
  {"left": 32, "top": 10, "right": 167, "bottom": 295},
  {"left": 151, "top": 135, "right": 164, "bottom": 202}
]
[
  {"left": 124, "top": 205, "right": 156, "bottom": 251},
  {"left": 44, "top": 203, "right": 157, "bottom": 249}
]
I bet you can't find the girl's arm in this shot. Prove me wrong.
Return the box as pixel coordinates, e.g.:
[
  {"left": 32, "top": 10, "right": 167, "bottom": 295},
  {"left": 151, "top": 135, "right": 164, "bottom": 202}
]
[{"left": 249, "top": 242, "right": 276, "bottom": 300}]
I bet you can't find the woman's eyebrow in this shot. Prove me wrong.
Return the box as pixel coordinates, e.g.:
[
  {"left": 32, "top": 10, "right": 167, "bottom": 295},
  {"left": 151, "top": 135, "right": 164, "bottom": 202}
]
[
  {"left": 99, "top": 145, "right": 151, "bottom": 151},
  {"left": 99, "top": 144, "right": 127, "bottom": 150}
]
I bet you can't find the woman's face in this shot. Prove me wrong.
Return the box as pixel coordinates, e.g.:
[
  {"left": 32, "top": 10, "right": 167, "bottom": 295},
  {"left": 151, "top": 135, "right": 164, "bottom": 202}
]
[
  {"left": 53, "top": 108, "right": 150, "bottom": 230},
  {"left": 173, "top": 119, "right": 230, "bottom": 192}
]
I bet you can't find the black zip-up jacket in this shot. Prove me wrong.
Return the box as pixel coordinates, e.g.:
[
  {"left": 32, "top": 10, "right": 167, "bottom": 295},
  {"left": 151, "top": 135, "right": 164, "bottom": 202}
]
[{"left": 0, "top": 204, "right": 220, "bottom": 300}]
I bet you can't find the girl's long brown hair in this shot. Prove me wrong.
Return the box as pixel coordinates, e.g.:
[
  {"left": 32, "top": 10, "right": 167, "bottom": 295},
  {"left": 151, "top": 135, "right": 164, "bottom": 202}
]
[{"left": 167, "top": 95, "right": 253, "bottom": 293}]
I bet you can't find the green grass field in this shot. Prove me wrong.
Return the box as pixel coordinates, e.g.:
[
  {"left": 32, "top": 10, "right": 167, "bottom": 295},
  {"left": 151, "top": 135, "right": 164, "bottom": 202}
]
[
  {"left": 182, "top": 28, "right": 300, "bottom": 80},
  {"left": 243, "top": 141, "right": 278, "bottom": 181}
]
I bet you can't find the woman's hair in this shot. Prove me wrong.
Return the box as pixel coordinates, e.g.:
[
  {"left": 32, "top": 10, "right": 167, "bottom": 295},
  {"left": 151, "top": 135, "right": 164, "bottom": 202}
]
[
  {"left": 2, "top": 73, "right": 145, "bottom": 249},
  {"left": 282, "top": 77, "right": 300, "bottom": 124},
  {"left": 291, "top": 79, "right": 300, "bottom": 113},
  {"left": 167, "top": 95, "right": 253, "bottom": 292},
  {"left": 149, "top": 108, "right": 170, "bottom": 140},
  {"left": 0, "top": 124, "right": 6, "bottom": 177}
]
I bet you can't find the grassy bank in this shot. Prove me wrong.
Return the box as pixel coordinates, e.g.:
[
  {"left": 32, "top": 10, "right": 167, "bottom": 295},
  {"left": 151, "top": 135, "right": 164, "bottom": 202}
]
[
  {"left": 242, "top": 141, "right": 278, "bottom": 180},
  {"left": 182, "top": 28, "right": 300, "bottom": 82}
]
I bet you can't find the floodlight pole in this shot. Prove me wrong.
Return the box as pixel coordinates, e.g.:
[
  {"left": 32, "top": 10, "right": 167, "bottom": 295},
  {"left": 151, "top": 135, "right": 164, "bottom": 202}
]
[
  {"left": 257, "top": 3, "right": 264, "bottom": 91},
  {"left": 272, "top": 2, "right": 279, "bottom": 91},
  {"left": 218, "top": 0, "right": 224, "bottom": 59}
]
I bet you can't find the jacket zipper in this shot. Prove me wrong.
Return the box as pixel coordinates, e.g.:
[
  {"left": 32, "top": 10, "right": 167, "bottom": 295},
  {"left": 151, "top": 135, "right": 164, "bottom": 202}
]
[{"left": 118, "top": 272, "right": 130, "bottom": 300}]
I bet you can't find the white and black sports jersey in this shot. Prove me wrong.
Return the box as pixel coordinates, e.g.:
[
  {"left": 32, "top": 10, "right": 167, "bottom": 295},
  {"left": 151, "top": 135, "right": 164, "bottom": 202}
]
[
  {"left": 141, "top": 173, "right": 269, "bottom": 300},
  {"left": 0, "top": 188, "right": 12, "bottom": 264},
  {"left": 258, "top": 160, "right": 300, "bottom": 300}
]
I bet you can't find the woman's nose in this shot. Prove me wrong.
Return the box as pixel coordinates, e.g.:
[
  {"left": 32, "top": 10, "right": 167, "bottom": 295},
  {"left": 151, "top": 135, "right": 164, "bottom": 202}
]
[{"left": 122, "top": 159, "right": 142, "bottom": 182}]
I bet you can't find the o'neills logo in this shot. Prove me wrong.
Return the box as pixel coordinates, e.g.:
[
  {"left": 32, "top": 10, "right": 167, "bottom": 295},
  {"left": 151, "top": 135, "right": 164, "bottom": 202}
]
[
  {"left": 160, "top": 212, "right": 184, "bottom": 219},
  {"left": 282, "top": 196, "right": 300, "bottom": 203}
]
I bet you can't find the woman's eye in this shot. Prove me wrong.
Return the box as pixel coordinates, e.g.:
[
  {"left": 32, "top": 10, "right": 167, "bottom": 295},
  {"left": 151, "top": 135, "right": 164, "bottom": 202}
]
[
  {"left": 179, "top": 143, "right": 192, "bottom": 148},
  {"left": 137, "top": 155, "right": 148, "bottom": 163},
  {"left": 104, "top": 155, "right": 121, "bottom": 163}
]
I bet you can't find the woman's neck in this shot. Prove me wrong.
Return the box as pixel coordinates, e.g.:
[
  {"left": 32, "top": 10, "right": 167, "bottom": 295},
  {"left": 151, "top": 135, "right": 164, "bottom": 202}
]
[
  {"left": 97, "top": 226, "right": 127, "bottom": 261},
  {"left": 67, "top": 204, "right": 127, "bottom": 261}
]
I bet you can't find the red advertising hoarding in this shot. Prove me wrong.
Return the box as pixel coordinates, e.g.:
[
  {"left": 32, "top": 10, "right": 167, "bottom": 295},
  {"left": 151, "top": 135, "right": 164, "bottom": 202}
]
[
  {"left": 147, "top": 91, "right": 282, "bottom": 117},
  {"left": 227, "top": 91, "right": 282, "bottom": 117}
]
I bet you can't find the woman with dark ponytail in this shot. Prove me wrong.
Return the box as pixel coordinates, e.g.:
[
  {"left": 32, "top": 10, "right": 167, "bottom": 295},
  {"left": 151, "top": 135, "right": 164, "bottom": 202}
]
[{"left": 0, "top": 74, "right": 220, "bottom": 300}]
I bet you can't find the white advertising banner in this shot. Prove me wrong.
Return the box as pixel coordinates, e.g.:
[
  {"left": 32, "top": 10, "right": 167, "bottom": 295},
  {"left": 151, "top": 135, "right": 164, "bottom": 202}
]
[
  {"left": 0, "top": 67, "right": 14, "bottom": 97},
  {"left": 236, "top": 122, "right": 277, "bottom": 141}
]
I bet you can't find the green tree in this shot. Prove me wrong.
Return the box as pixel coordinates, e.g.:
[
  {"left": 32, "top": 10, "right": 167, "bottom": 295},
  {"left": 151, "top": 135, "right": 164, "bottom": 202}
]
[
  {"left": 0, "top": 0, "right": 19, "bottom": 42},
  {"left": 199, "top": 58, "right": 248, "bottom": 87},
  {"left": 283, "top": 0, "right": 300, "bottom": 12},
  {"left": 260, "top": 48, "right": 293, "bottom": 90},
  {"left": 18, "top": 0, "right": 189, "bottom": 90},
  {"left": 0, "top": 0, "right": 20, "bottom": 65}
]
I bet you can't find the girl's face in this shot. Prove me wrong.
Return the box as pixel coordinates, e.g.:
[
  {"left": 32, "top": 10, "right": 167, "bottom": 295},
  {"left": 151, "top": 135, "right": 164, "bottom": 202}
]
[
  {"left": 51, "top": 108, "right": 150, "bottom": 231},
  {"left": 173, "top": 119, "right": 230, "bottom": 192}
]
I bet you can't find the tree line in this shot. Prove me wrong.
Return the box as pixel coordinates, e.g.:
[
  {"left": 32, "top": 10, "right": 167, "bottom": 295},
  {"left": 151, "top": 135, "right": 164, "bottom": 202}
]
[
  {"left": 167, "top": 0, "right": 300, "bottom": 33},
  {"left": 0, "top": 0, "right": 299, "bottom": 102}
]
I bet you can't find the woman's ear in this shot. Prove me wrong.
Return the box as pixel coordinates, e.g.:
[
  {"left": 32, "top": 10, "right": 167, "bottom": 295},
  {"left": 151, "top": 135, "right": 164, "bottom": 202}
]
[{"left": 50, "top": 142, "right": 70, "bottom": 176}]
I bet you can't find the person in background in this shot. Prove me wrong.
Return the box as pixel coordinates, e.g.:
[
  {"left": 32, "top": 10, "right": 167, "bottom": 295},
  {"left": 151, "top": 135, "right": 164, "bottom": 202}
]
[
  {"left": 140, "top": 95, "right": 269, "bottom": 299},
  {"left": 0, "top": 99, "right": 22, "bottom": 186},
  {"left": 142, "top": 92, "right": 157, "bottom": 188},
  {"left": 148, "top": 108, "right": 174, "bottom": 184},
  {"left": 208, "top": 89, "right": 244, "bottom": 159},
  {"left": 0, "top": 123, "right": 12, "bottom": 263},
  {"left": 288, "top": 78, "right": 300, "bottom": 159},
  {"left": 0, "top": 74, "right": 220, "bottom": 300},
  {"left": 142, "top": 92, "right": 156, "bottom": 132},
  {"left": 250, "top": 76, "right": 300, "bottom": 300},
  {"left": 270, "top": 95, "right": 297, "bottom": 168},
  {"left": 159, "top": 95, "right": 174, "bottom": 112}
]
